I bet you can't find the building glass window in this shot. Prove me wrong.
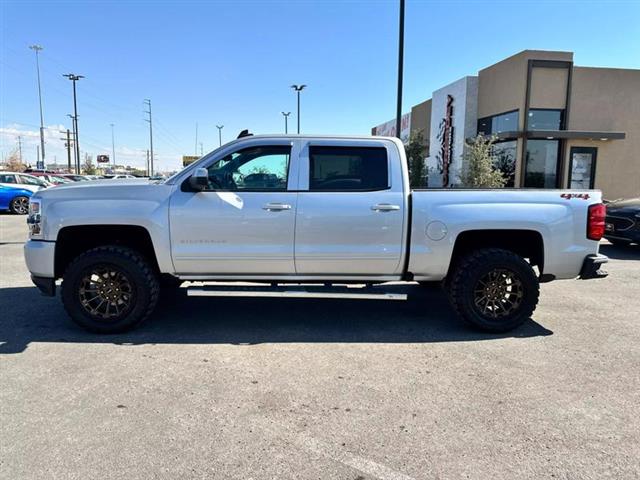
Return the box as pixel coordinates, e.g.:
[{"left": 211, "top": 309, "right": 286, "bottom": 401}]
[
  {"left": 491, "top": 140, "right": 517, "bottom": 187},
  {"left": 524, "top": 139, "right": 560, "bottom": 188},
  {"left": 477, "top": 110, "right": 519, "bottom": 136},
  {"left": 527, "top": 109, "right": 563, "bottom": 130}
]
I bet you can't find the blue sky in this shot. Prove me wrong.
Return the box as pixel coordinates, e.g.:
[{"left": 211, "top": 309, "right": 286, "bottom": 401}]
[{"left": 1, "top": 0, "right": 639, "bottom": 172}]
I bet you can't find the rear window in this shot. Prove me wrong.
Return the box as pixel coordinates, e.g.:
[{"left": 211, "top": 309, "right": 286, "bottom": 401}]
[{"left": 309, "top": 146, "right": 389, "bottom": 191}]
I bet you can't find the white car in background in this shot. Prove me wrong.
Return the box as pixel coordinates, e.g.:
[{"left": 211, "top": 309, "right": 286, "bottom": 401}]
[{"left": 0, "top": 172, "right": 51, "bottom": 193}]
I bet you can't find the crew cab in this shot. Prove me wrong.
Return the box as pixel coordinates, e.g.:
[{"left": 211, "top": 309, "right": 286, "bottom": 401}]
[{"left": 24, "top": 135, "right": 608, "bottom": 333}]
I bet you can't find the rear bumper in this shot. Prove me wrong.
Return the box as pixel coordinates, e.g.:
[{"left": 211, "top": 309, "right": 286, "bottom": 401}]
[{"left": 579, "top": 254, "right": 609, "bottom": 280}]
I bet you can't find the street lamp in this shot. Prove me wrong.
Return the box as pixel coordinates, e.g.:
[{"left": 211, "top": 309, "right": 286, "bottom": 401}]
[
  {"left": 63, "top": 73, "right": 84, "bottom": 174},
  {"left": 290, "top": 84, "right": 306, "bottom": 134},
  {"left": 216, "top": 125, "right": 224, "bottom": 147},
  {"left": 395, "top": 0, "right": 405, "bottom": 140},
  {"left": 29, "top": 44, "right": 46, "bottom": 168},
  {"left": 281, "top": 112, "right": 291, "bottom": 134}
]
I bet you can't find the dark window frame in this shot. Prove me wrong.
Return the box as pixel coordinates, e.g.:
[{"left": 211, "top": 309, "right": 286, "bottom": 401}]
[
  {"left": 308, "top": 145, "right": 391, "bottom": 192},
  {"left": 568, "top": 146, "right": 597, "bottom": 189}
]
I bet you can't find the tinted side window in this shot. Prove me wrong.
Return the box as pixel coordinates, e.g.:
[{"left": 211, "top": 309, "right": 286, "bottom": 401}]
[
  {"left": 0, "top": 174, "right": 16, "bottom": 183},
  {"left": 309, "top": 146, "right": 388, "bottom": 191},
  {"left": 205, "top": 145, "right": 291, "bottom": 191}
]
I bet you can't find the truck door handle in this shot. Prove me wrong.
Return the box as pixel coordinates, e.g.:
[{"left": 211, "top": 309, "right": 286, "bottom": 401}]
[
  {"left": 371, "top": 203, "right": 400, "bottom": 212},
  {"left": 262, "top": 203, "right": 292, "bottom": 211}
]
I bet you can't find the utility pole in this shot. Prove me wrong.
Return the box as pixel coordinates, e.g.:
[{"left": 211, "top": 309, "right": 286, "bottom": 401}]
[
  {"left": 143, "top": 99, "right": 154, "bottom": 176},
  {"left": 395, "top": 0, "right": 405, "bottom": 140},
  {"left": 36, "top": 145, "right": 40, "bottom": 168},
  {"left": 290, "top": 85, "right": 306, "bottom": 134},
  {"left": 59, "top": 129, "right": 73, "bottom": 172},
  {"left": 29, "top": 45, "right": 46, "bottom": 168},
  {"left": 216, "top": 125, "right": 224, "bottom": 147},
  {"left": 66, "top": 114, "right": 77, "bottom": 173},
  {"left": 63, "top": 73, "right": 83, "bottom": 173},
  {"left": 146, "top": 149, "right": 150, "bottom": 177},
  {"left": 281, "top": 112, "right": 290, "bottom": 134},
  {"left": 110, "top": 123, "right": 116, "bottom": 167},
  {"left": 195, "top": 122, "right": 198, "bottom": 155},
  {"left": 17, "top": 136, "right": 23, "bottom": 162}
]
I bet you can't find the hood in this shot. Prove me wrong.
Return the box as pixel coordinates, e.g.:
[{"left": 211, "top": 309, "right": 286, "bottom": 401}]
[{"left": 33, "top": 178, "right": 173, "bottom": 203}]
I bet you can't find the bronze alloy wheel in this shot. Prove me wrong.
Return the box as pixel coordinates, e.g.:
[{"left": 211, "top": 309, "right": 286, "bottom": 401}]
[
  {"left": 473, "top": 268, "right": 524, "bottom": 319},
  {"left": 78, "top": 266, "right": 135, "bottom": 320},
  {"left": 11, "top": 196, "right": 29, "bottom": 214}
]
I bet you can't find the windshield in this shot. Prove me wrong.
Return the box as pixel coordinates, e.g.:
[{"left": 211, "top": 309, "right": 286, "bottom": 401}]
[{"left": 19, "top": 175, "right": 48, "bottom": 186}]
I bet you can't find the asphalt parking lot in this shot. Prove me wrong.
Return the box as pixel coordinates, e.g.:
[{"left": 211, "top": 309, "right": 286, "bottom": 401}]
[{"left": 1, "top": 212, "right": 639, "bottom": 480}]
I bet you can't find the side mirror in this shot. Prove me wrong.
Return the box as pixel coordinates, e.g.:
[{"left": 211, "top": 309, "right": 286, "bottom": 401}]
[{"left": 189, "top": 168, "right": 209, "bottom": 191}]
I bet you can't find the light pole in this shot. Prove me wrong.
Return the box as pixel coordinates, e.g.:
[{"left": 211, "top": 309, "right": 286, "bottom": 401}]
[
  {"left": 29, "top": 45, "right": 46, "bottom": 168},
  {"left": 395, "top": 0, "right": 405, "bottom": 140},
  {"left": 63, "top": 74, "right": 83, "bottom": 174},
  {"left": 110, "top": 123, "right": 116, "bottom": 168},
  {"left": 290, "top": 85, "right": 306, "bottom": 134},
  {"left": 216, "top": 125, "right": 224, "bottom": 147},
  {"left": 281, "top": 112, "right": 291, "bottom": 134}
]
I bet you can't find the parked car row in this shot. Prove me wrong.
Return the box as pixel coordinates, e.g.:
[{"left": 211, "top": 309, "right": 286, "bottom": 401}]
[{"left": 0, "top": 170, "right": 164, "bottom": 214}]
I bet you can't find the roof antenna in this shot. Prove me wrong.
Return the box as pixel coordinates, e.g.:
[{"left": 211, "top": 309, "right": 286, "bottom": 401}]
[{"left": 237, "top": 129, "right": 253, "bottom": 139}]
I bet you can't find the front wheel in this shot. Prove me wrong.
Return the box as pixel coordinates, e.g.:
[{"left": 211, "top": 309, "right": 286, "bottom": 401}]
[
  {"left": 61, "top": 246, "right": 159, "bottom": 333},
  {"left": 10, "top": 196, "right": 29, "bottom": 215},
  {"left": 448, "top": 248, "right": 539, "bottom": 332}
]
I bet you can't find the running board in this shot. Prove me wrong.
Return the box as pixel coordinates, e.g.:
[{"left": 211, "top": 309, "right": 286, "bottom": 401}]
[{"left": 186, "top": 285, "right": 407, "bottom": 301}]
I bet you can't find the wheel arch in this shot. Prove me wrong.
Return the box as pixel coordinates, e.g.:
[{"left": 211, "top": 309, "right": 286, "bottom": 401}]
[
  {"left": 54, "top": 224, "right": 160, "bottom": 279},
  {"left": 448, "top": 229, "right": 545, "bottom": 278}
]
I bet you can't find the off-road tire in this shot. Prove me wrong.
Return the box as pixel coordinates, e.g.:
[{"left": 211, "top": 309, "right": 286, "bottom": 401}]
[
  {"left": 61, "top": 246, "right": 159, "bottom": 333},
  {"left": 448, "top": 248, "right": 539, "bottom": 332},
  {"left": 10, "top": 196, "right": 29, "bottom": 215}
]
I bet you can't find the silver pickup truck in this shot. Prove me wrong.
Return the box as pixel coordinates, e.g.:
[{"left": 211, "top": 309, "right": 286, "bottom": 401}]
[{"left": 24, "top": 135, "right": 608, "bottom": 333}]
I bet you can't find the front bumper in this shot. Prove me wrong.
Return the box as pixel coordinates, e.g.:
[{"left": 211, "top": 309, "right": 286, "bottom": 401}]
[
  {"left": 24, "top": 239, "right": 56, "bottom": 278},
  {"left": 579, "top": 254, "right": 609, "bottom": 280},
  {"left": 31, "top": 275, "right": 56, "bottom": 296}
]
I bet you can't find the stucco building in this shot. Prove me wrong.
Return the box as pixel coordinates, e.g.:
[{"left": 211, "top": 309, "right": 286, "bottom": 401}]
[{"left": 372, "top": 50, "right": 640, "bottom": 199}]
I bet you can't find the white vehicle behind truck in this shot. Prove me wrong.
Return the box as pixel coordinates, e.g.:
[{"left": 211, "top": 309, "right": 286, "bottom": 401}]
[{"left": 24, "top": 134, "right": 608, "bottom": 333}]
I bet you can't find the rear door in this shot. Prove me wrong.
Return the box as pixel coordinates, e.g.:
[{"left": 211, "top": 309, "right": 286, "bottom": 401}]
[
  {"left": 169, "top": 140, "right": 300, "bottom": 275},
  {"left": 294, "top": 140, "right": 407, "bottom": 276}
]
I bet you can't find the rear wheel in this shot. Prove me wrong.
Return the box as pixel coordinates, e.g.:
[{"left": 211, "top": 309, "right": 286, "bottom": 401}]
[
  {"left": 10, "top": 196, "right": 29, "bottom": 215},
  {"left": 61, "top": 246, "right": 159, "bottom": 333},
  {"left": 448, "top": 248, "right": 539, "bottom": 332}
]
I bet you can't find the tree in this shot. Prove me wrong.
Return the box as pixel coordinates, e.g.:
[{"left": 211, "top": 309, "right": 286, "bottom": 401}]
[
  {"left": 82, "top": 155, "right": 97, "bottom": 175},
  {"left": 405, "top": 130, "right": 428, "bottom": 188},
  {"left": 4, "top": 148, "right": 25, "bottom": 172},
  {"left": 459, "top": 134, "right": 506, "bottom": 188}
]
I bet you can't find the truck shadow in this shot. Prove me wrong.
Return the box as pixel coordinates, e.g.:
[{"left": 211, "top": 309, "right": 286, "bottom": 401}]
[{"left": 0, "top": 284, "right": 553, "bottom": 354}]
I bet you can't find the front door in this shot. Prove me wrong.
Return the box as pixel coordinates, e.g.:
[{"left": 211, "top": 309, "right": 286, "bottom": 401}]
[
  {"left": 169, "top": 143, "right": 297, "bottom": 275},
  {"left": 568, "top": 147, "right": 597, "bottom": 189}
]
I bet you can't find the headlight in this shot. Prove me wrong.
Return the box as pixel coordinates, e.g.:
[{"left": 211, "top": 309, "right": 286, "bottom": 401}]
[{"left": 27, "top": 199, "right": 42, "bottom": 236}]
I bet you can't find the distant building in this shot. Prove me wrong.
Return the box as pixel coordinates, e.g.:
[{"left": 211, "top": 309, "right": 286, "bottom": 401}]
[{"left": 372, "top": 50, "right": 640, "bottom": 199}]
